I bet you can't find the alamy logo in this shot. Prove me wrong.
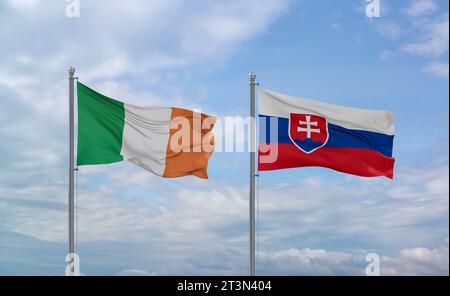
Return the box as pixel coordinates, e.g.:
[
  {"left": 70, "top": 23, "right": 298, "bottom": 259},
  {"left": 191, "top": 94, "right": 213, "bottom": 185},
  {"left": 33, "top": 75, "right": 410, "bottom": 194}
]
[
  {"left": 66, "top": 0, "right": 80, "bottom": 18},
  {"left": 65, "top": 253, "right": 80, "bottom": 276},
  {"left": 365, "top": 253, "right": 380, "bottom": 276},
  {"left": 365, "top": 0, "right": 381, "bottom": 18}
]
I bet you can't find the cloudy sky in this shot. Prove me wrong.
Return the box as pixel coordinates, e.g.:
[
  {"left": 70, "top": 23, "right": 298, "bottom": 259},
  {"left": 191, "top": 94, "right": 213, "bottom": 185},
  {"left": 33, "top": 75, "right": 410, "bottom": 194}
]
[{"left": 0, "top": 0, "right": 448, "bottom": 275}]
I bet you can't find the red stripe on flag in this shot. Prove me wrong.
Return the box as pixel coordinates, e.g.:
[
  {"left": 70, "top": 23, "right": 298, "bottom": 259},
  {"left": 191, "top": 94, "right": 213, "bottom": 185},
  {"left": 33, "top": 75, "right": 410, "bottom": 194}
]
[{"left": 258, "top": 143, "right": 395, "bottom": 179}]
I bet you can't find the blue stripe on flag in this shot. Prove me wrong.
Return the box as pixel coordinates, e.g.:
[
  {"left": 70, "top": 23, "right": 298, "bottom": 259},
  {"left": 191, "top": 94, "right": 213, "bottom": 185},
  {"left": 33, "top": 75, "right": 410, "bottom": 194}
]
[{"left": 259, "top": 115, "right": 394, "bottom": 157}]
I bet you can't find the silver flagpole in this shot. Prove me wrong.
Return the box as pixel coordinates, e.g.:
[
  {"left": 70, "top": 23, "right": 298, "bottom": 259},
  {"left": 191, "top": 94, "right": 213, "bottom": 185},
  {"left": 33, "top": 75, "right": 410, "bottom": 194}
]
[
  {"left": 68, "top": 67, "right": 75, "bottom": 276},
  {"left": 249, "top": 72, "right": 257, "bottom": 276}
]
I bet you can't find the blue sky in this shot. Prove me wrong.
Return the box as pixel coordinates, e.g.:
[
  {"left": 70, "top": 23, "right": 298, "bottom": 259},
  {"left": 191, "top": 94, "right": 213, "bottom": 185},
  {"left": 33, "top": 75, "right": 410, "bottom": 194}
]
[{"left": 0, "top": 0, "right": 448, "bottom": 275}]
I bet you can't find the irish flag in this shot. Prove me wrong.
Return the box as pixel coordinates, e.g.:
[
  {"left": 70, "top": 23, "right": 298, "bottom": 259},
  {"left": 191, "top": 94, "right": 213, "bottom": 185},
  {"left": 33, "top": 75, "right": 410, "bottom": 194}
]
[{"left": 76, "top": 82, "right": 216, "bottom": 179}]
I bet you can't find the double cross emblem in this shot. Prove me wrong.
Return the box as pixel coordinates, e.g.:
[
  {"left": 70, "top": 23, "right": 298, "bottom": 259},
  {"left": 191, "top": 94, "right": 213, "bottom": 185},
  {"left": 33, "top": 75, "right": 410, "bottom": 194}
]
[
  {"left": 289, "top": 113, "right": 329, "bottom": 154},
  {"left": 297, "top": 115, "right": 320, "bottom": 139}
]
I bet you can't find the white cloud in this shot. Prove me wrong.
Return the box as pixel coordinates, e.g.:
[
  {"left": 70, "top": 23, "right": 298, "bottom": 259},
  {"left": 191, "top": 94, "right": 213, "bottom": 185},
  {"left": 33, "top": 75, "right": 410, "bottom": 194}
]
[
  {"left": 423, "top": 62, "right": 449, "bottom": 78},
  {"left": 403, "top": 0, "right": 438, "bottom": 17},
  {"left": 7, "top": 0, "right": 40, "bottom": 9},
  {"left": 258, "top": 248, "right": 357, "bottom": 275},
  {"left": 374, "top": 4, "right": 449, "bottom": 79},
  {"left": 382, "top": 239, "right": 449, "bottom": 275},
  {"left": 401, "top": 13, "right": 449, "bottom": 57},
  {"left": 257, "top": 239, "right": 449, "bottom": 275}
]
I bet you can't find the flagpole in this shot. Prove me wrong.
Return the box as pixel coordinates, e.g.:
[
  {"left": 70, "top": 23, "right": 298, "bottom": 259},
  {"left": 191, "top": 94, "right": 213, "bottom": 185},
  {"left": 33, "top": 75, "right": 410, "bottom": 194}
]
[
  {"left": 68, "top": 67, "right": 75, "bottom": 276},
  {"left": 249, "top": 72, "right": 257, "bottom": 276}
]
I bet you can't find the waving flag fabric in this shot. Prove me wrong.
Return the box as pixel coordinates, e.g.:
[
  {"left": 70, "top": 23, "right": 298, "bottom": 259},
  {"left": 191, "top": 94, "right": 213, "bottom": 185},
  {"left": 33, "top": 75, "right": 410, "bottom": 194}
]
[
  {"left": 258, "top": 89, "right": 395, "bottom": 179},
  {"left": 77, "top": 82, "right": 216, "bottom": 179}
]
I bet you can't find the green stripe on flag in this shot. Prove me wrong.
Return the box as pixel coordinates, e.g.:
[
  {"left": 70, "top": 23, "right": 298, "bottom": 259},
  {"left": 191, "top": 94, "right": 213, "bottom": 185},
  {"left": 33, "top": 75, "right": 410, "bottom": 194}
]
[{"left": 77, "top": 82, "right": 125, "bottom": 166}]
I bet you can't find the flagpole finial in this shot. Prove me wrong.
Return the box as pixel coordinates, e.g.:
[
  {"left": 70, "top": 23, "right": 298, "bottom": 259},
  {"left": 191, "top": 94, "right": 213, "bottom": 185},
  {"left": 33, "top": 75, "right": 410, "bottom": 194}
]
[
  {"left": 68, "top": 67, "right": 75, "bottom": 76},
  {"left": 249, "top": 72, "right": 256, "bottom": 82}
]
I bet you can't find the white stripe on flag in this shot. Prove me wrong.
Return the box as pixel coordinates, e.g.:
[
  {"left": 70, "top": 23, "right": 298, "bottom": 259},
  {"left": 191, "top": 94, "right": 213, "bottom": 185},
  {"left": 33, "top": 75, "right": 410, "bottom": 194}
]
[
  {"left": 120, "top": 104, "right": 171, "bottom": 176},
  {"left": 259, "top": 88, "right": 395, "bottom": 135}
]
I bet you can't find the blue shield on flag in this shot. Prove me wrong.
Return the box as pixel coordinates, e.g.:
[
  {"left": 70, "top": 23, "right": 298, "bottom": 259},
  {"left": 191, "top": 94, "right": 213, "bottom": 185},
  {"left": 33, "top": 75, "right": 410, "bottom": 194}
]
[{"left": 289, "top": 113, "right": 329, "bottom": 153}]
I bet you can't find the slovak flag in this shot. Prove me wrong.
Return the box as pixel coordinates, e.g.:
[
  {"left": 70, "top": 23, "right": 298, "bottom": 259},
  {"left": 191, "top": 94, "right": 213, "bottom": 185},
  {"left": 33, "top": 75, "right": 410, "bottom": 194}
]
[{"left": 258, "top": 89, "right": 395, "bottom": 179}]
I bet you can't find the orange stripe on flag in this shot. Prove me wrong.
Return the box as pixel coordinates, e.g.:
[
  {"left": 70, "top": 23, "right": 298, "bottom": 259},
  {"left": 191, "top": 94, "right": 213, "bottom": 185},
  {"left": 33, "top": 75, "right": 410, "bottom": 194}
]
[{"left": 163, "top": 108, "right": 216, "bottom": 179}]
